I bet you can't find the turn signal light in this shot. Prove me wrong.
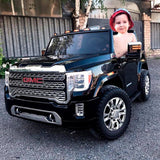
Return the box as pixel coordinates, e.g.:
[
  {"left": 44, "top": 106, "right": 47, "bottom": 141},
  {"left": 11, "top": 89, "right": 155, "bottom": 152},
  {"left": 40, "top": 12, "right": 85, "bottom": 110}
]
[
  {"left": 107, "top": 72, "right": 114, "bottom": 76},
  {"left": 74, "top": 29, "right": 79, "bottom": 32},
  {"left": 84, "top": 28, "right": 90, "bottom": 31},
  {"left": 101, "top": 27, "right": 106, "bottom": 30},
  {"left": 128, "top": 42, "right": 142, "bottom": 53},
  {"left": 65, "top": 30, "right": 70, "bottom": 34}
]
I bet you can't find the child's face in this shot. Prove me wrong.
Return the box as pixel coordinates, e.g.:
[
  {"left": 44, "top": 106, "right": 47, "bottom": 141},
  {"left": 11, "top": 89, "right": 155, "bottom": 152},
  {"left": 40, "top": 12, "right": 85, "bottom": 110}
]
[{"left": 114, "top": 14, "right": 130, "bottom": 34}]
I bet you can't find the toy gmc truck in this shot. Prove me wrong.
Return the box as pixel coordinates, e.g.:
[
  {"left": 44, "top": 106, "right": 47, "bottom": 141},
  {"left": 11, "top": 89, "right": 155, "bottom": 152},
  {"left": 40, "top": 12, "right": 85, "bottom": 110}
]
[{"left": 4, "top": 28, "right": 150, "bottom": 139}]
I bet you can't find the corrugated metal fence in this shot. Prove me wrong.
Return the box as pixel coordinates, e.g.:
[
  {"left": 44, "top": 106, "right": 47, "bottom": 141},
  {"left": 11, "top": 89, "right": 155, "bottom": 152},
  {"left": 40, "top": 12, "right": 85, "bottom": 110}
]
[
  {"left": 0, "top": 15, "right": 72, "bottom": 58},
  {"left": 1, "top": 16, "right": 145, "bottom": 58},
  {"left": 151, "top": 22, "right": 160, "bottom": 49}
]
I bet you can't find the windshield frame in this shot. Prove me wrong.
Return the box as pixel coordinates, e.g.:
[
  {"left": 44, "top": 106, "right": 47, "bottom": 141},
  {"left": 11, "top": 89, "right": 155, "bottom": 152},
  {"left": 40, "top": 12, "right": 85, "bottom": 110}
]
[{"left": 45, "top": 29, "right": 113, "bottom": 57}]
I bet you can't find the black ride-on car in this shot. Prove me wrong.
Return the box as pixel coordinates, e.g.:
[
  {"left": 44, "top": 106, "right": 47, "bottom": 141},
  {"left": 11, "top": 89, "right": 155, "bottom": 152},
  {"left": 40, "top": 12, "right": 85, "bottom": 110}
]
[{"left": 4, "top": 28, "right": 151, "bottom": 140}]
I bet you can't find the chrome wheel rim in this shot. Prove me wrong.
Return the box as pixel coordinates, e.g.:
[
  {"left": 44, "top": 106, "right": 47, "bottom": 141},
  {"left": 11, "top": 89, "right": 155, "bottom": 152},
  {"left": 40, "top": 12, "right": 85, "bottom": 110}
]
[
  {"left": 103, "top": 97, "right": 126, "bottom": 131},
  {"left": 145, "top": 75, "right": 150, "bottom": 96}
]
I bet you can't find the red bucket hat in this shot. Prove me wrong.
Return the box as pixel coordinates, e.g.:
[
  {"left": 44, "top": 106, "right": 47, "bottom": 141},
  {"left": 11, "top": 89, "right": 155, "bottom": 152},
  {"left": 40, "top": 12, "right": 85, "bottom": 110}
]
[{"left": 109, "top": 8, "right": 134, "bottom": 32}]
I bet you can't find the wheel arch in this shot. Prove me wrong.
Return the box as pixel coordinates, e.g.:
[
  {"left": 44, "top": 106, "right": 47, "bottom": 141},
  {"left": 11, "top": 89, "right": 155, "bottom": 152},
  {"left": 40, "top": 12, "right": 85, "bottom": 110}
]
[
  {"left": 93, "top": 74, "right": 124, "bottom": 97},
  {"left": 141, "top": 62, "right": 148, "bottom": 70},
  {"left": 137, "top": 61, "right": 148, "bottom": 75},
  {"left": 103, "top": 76, "right": 123, "bottom": 89}
]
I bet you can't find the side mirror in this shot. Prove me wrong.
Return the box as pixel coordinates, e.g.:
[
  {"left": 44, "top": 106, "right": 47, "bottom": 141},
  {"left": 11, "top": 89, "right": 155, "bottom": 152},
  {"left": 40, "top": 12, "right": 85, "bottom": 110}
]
[
  {"left": 41, "top": 48, "right": 46, "bottom": 56},
  {"left": 126, "top": 42, "right": 142, "bottom": 59}
]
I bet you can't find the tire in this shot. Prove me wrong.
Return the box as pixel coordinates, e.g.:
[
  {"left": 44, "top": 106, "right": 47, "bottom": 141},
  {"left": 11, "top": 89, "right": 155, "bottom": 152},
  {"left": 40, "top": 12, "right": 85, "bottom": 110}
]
[
  {"left": 92, "top": 85, "right": 131, "bottom": 140},
  {"left": 138, "top": 70, "right": 151, "bottom": 101}
]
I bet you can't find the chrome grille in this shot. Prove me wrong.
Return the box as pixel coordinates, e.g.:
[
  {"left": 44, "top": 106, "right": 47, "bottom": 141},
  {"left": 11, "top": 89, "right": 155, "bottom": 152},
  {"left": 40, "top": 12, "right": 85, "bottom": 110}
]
[
  {"left": 9, "top": 80, "right": 65, "bottom": 90},
  {"left": 9, "top": 72, "right": 65, "bottom": 81},
  {"left": 9, "top": 71, "right": 66, "bottom": 102},
  {"left": 10, "top": 87, "right": 66, "bottom": 101}
]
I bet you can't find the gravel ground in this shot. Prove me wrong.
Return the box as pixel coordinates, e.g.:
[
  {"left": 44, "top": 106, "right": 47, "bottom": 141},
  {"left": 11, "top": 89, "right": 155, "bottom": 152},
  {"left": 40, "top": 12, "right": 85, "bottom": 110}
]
[{"left": 0, "top": 58, "right": 160, "bottom": 160}]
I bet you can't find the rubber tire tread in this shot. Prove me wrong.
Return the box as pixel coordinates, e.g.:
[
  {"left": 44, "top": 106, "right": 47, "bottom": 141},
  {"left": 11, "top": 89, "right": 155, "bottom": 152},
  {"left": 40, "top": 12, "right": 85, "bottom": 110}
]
[
  {"left": 138, "top": 70, "right": 151, "bottom": 101},
  {"left": 94, "top": 85, "right": 131, "bottom": 140}
]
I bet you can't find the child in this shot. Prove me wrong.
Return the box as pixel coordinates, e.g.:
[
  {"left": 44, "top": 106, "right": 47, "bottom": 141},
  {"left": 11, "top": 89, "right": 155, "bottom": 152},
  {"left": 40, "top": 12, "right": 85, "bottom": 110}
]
[{"left": 110, "top": 8, "right": 137, "bottom": 58}]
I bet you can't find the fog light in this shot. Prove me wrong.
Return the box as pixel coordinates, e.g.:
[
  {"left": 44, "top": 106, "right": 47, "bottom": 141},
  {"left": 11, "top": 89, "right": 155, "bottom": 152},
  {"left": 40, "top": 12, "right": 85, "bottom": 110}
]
[
  {"left": 75, "top": 103, "right": 84, "bottom": 117},
  {"left": 15, "top": 108, "right": 21, "bottom": 114},
  {"left": 48, "top": 114, "right": 55, "bottom": 122}
]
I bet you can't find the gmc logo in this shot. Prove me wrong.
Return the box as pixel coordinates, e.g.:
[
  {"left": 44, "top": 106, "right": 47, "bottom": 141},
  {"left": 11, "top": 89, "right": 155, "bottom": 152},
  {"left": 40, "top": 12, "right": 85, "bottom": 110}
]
[{"left": 23, "top": 77, "right": 43, "bottom": 84}]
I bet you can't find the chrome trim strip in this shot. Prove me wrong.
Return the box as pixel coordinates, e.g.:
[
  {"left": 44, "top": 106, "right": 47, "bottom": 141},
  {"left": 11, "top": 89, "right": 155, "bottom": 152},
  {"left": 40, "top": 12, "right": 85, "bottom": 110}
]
[
  {"left": 11, "top": 105, "right": 62, "bottom": 125},
  {"left": 9, "top": 93, "right": 71, "bottom": 104},
  {"left": 126, "top": 82, "right": 132, "bottom": 88},
  {"left": 10, "top": 65, "right": 66, "bottom": 72}
]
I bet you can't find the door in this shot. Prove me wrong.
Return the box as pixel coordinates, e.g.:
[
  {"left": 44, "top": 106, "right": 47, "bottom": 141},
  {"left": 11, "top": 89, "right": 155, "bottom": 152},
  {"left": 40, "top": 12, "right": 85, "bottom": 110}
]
[{"left": 119, "top": 61, "right": 138, "bottom": 97}]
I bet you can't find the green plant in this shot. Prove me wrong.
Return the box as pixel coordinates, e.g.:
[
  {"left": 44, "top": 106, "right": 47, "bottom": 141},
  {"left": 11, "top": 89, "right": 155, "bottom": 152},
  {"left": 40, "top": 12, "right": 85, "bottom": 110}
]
[
  {"left": 0, "top": 53, "right": 19, "bottom": 78},
  {"left": 0, "top": 52, "right": 5, "bottom": 78}
]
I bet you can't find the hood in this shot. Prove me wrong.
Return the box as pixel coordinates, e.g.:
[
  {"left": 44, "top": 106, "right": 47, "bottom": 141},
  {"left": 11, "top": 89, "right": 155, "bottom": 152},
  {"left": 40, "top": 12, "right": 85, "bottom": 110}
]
[{"left": 16, "top": 54, "right": 111, "bottom": 71}]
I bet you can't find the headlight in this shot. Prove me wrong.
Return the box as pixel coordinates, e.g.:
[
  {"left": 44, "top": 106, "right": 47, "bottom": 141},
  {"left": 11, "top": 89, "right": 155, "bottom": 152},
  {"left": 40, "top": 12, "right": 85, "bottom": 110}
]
[
  {"left": 5, "top": 71, "right": 10, "bottom": 86},
  {"left": 67, "top": 71, "right": 92, "bottom": 92}
]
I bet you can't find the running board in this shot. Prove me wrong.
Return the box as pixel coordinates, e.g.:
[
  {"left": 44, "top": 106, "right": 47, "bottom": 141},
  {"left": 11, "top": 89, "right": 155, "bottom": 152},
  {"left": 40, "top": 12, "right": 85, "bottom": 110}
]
[
  {"left": 11, "top": 105, "right": 62, "bottom": 125},
  {"left": 130, "top": 91, "right": 141, "bottom": 102}
]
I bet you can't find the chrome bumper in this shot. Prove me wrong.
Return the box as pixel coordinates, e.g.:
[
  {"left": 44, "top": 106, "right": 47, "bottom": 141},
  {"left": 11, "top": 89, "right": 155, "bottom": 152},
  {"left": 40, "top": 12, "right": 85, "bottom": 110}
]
[{"left": 11, "top": 105, "right": 62, "bottom": 125}]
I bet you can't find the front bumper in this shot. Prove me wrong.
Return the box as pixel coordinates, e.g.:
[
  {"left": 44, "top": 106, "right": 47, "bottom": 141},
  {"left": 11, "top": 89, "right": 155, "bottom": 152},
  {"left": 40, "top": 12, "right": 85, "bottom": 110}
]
[{"left": 4, "top": 86, "right": 99, "bottom": 127}]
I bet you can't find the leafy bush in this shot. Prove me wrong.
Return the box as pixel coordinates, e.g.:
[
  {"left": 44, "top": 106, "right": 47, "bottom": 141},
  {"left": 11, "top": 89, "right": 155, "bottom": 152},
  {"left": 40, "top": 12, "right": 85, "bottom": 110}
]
[{"left": 0, "top": 53, "right": 19, "bottom": 78}]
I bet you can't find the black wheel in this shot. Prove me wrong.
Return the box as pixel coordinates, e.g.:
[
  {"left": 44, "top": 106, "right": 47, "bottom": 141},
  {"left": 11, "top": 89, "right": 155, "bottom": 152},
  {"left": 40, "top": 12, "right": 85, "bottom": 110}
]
[
  {"left": 92, "top": 86, "right": 131, "bottom": 140},
  {"left": 138, "top": 70, "right": 151, "bottom": 101}
]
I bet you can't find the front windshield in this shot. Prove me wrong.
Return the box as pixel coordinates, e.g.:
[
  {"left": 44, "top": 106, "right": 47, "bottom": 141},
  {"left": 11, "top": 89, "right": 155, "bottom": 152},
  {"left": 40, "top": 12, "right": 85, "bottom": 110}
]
[{"left": 46, "top": 31, "right": 110, "bottom": 56}]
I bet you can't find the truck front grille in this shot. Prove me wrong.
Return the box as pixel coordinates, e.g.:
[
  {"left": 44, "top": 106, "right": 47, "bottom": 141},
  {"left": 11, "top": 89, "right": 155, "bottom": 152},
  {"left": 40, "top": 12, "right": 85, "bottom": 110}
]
[{"left": 9, "top": 71, "right": 67, "bottom": 102}]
